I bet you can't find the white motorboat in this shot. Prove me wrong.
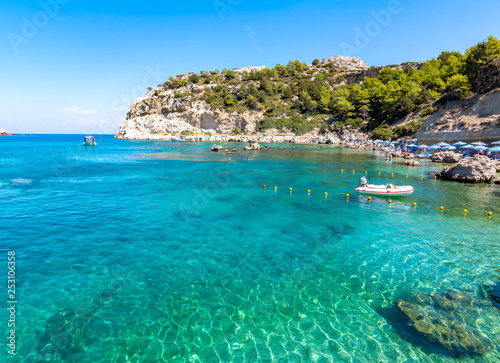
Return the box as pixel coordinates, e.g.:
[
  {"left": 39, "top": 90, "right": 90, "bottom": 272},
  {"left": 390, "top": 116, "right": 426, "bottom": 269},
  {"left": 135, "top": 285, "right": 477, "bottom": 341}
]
[
  {"left": 355, "top": 183, "right": 414, "bottom": 196},
  {"left": 83, "top": 136, "right": 96, "bottom": 146}
]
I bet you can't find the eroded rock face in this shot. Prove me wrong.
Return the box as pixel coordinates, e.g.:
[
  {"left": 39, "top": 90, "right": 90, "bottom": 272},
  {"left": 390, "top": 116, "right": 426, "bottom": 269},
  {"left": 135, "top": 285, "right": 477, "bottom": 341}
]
[
  {"left": 116, "top": 88, "right": 264, "bottom": 140},
  {"left": 436, "top": 155, "right": 497, "bottom": 183},
  {"left": 431, "top": 152, "right": 462, "bottom": 163},
  {"left": 395, "top": 290, "right": 495, "bottom": 356},
  {"left": 416, "top": 88, "right": 500, "bottom": 144},
  {"left": 0, "top": 128, "right": 11, "bottom": 136}
]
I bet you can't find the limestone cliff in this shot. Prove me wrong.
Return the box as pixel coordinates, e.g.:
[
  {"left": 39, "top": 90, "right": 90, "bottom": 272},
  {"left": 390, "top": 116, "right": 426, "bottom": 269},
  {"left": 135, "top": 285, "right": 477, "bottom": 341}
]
[
  {"left": 415, "top": 88, "right": 500, "bottom": 144},
  {"left": 116, "top": 85, "right": 264, "bottom": 140},
  {"left": 0, "top": 128, "right": 11, "bottom": 136}
]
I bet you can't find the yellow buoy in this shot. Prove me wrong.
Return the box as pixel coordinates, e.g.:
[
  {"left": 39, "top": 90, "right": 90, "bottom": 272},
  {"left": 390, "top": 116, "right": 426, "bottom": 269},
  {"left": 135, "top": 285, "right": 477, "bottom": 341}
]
[
  {"left": 405, "top": 174, "right": 408, "bottom": 177},
  {"left": 487, "top": 211, "right": 493, "bottom": 217},
  {"left": 307, "top": 189, "right": 311, "bottom": 194},
  {"left": 367, "top": 196, "right": 372, "bottom": 201},
  {"left": 439, "top": 206, "right": 445, "bottom": 211},
  {"left": 365, "top": 171, "right": 368, "bottom": 174},
  {"left": 341, "top": 169, "right": 344, "bottom": 172},
  {"left": 274, "top": 186, "right": 277, "bottom": 190},
  {"left": 420, "top": 175, "right": 423, "bottom": 178},
  {"left": 388, "top": 199, "right": 393, "bottom": 203},
  {"left": 345, "top": 193, "right": 350, "bottom": 198},
  {"left": 289, "top": 188, "right": 293, "bottom": 192},
  {"left": 462, "top": 209, "right": 468, "bottom": 214},
  {"left": 378, "top": 171, "right": 381, "bottom": 175},
  {"left": 352, "top": 170, "right": 355, "bottom": 173},
  {"left": 412, "top": 202, "right": 417, "bottom": 207},
  {"left": 434, "top": 175, "right": 437, "bottom": 179},
  {"left": 391, "top": 173, "right": 394, "bottom": 175},
  {"left": 324, "top": 192, "right": 328, "bottom": 195}
]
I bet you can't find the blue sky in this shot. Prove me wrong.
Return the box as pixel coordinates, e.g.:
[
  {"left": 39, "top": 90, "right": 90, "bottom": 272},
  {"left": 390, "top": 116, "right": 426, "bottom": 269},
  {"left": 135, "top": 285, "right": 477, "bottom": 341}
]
[{"left": 1, "top": 0, "right": 499, "bottom": 134}]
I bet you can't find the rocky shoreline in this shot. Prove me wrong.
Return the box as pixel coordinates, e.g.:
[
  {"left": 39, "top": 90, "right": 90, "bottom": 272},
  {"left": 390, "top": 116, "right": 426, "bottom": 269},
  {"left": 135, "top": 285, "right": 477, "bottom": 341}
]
[{"left": 0, "top": 128, "right": 11, "bottom": 136}]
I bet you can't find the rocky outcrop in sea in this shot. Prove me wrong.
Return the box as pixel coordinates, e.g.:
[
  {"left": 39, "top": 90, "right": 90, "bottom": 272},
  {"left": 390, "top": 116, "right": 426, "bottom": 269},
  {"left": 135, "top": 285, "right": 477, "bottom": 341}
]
[
  {"left": 435, "top": 155, "right": 497, "bottom": 183},
  {"left": 0, "top": 128, "right": 11, "bottom": 136}
]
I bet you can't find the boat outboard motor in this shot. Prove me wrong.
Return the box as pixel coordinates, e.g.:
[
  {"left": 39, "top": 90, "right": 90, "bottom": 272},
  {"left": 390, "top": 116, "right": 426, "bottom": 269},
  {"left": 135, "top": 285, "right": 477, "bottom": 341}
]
[{"left": 359, "top": 176, "right": 367, "bottom": 187}]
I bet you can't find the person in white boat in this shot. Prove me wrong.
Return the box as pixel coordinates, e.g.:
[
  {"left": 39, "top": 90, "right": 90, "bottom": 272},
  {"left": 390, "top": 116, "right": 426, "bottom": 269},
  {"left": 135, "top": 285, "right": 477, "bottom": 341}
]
[{"left": 359, "top": 176, "right": 368, "bottom": 187}]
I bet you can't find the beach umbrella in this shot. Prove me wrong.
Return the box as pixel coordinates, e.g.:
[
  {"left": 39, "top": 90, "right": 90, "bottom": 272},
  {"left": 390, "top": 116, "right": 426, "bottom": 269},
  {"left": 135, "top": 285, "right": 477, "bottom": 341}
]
[
  {"left": 441, "top": 145, "right": 456, "bottom": 150},
  {"left": 491, "top": 140, "right": 500, "bottom": 145},
  {"left": 418, "top": 144, "right": 429, "bottom": 148},
  {"left": 474, "top": 145, "right": 489, "bottom": 151},
  {"left": 471, "top": 141, "right": 486, "bottom": 146},
  {"left": 428, "top": 145, "right": 441, "bottom": 150},
  {"left": 436, "top": 142, "right": 450, "bottom": 147},
  {"left": 407, "top": 144, "right": 418, "bottom": 148},
  {"left": 489, "top": 146, "right": 500, "bottom": 153},
  {"left": 460, "top": 144, "right": 474, "bottom": 149},
  {"left": 452, "top": 141, "right": 467, "bottom": 146}
]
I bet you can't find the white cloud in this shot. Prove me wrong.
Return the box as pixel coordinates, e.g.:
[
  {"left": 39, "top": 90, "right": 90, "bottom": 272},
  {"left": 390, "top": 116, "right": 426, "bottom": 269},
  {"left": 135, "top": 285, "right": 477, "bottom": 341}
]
[
  {"left": 243, "top": 26, "right": 256, "bottom": 39},
  {"left": 62, "top": 107, "right": 99, "bottom": 115}
]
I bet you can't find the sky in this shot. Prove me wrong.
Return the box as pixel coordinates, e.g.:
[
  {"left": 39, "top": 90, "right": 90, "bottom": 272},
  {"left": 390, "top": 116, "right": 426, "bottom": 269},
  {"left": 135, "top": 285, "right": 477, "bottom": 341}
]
[{"left": 0, "top": 0, "right": 499, "bottom": 134}]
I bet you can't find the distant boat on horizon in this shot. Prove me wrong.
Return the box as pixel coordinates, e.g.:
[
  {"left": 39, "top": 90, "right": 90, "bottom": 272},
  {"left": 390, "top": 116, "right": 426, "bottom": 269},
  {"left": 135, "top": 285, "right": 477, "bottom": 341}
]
[{"left": 83, "top": 135, "right": 96, "bottom": 146}]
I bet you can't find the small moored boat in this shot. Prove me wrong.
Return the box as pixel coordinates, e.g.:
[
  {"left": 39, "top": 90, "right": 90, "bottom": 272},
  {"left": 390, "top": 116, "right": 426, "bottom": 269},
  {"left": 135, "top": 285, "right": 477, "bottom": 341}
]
[
  {"left": 171, "top": 137, "right": 186, "bottom": 142},
  {"left": 83, "top": 136, "right": 96, "bottom": 146},
  {"left": 355, "top": 183, "right": 414, "bottom": 196}
]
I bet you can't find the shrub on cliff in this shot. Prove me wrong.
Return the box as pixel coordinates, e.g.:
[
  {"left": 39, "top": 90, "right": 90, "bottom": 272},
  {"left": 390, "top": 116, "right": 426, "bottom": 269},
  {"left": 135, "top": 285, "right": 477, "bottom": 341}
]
[{"left": 464, "top": 35, "right": 500, "bottom": 92}]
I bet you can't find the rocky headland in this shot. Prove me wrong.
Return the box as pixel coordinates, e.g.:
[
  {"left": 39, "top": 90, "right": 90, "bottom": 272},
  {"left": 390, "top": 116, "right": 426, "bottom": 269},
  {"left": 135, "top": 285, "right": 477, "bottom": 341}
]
[
  {"left": 116, "top": 37, "right": 500, "bottom": 144},
  {"left": 0, "top": 128, "right": 11, "bottom": 136}
]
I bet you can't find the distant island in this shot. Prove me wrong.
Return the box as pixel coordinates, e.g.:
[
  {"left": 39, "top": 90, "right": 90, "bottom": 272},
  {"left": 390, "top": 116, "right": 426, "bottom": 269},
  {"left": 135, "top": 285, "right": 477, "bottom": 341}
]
[
  {"left": 0, "top": 128, "right": 11, "bottom": 136},
  {"left": 116, "top": 36, "right": 500, "bottom": 144}
]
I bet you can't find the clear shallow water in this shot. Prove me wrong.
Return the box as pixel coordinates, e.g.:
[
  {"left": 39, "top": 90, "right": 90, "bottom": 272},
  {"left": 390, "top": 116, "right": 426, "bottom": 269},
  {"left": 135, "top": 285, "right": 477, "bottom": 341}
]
[{"left": 1, "top": 134, "right": 499, "bottom": 363}]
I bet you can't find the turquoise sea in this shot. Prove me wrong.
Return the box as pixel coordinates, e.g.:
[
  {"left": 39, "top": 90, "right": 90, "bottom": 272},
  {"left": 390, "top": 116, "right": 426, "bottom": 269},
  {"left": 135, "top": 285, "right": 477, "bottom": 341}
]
[{"left": 1, "top": 134, "right": 499, "bottom": 363}]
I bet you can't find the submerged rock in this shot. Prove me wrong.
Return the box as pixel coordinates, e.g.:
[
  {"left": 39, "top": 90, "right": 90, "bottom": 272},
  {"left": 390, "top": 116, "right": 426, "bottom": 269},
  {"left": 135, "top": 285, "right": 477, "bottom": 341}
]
[
  {"left": 36, "top": 309, "right": 90, "bottom": 360},
  {"left": 489, "top": 281, "right": 500, "bottom": 308},
  {"left": 435, "top": 155, "right": 497, "bottom": 183},
  {"left": 395, "top": 290, "right": 495, "bottom": 355},
  {"left": 402, "top": 159, "right": 421, "bottom": 167}
]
